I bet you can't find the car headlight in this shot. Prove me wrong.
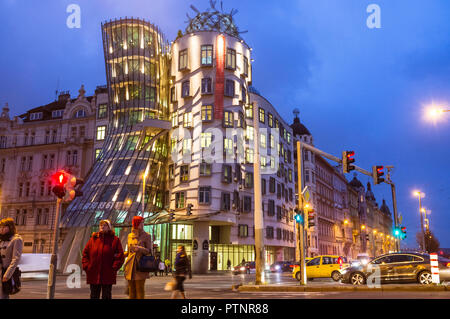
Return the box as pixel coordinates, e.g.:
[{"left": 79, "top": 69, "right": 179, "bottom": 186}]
[
  {"left": 240, "top": 267, "right": 246, "bottom": 271},
  {"left": 275, "top": 265, "right": 281, "bottom": 270}
]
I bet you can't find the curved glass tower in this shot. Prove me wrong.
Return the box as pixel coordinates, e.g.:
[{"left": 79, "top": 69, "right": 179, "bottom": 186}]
[{"left": 62, "top": 18, "right": 170, "bottom": 228}]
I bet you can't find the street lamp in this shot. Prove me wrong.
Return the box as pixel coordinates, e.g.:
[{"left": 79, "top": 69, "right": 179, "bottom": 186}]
[
  {"left": 142, "top": 171, "right": 148, "bottom": 215},
  {"left": 424, "top": 104, "right": 450, "bottom": 122},
  {"left": 413, "top": 190, "right": 426, "bottom": 252}
]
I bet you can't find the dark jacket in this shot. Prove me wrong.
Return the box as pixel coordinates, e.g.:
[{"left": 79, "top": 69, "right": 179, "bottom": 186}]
[
  {"left": 174, "top": 252, "right": 191, "bottom": 276},
  {"left": 82, "top": 231, "right": 124, "bottom": 285}
]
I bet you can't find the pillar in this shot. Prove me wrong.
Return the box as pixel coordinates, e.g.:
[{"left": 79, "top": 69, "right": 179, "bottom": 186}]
[{"left": 192, "top": 221, "right": 209, "bottom": 274}]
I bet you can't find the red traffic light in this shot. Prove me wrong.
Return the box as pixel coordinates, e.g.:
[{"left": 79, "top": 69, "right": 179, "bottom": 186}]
[
  {"left": 52, "top": 171, "right": 68, "bottom": 186},
  {"left": 346, "top": 151, "right": 355, "bottom": 163}
]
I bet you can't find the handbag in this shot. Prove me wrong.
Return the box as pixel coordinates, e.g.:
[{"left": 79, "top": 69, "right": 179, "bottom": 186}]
[
  {"left": 2, "top": 267, "right": 21, "bottom": 295},
  {"left": 136, "top": 255, "right": 158, "bottom": 273}
]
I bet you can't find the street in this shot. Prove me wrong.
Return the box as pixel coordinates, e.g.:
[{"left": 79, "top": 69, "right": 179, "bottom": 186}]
[{"left": 14, "top": 272, "right": 450, "bottom": 299}]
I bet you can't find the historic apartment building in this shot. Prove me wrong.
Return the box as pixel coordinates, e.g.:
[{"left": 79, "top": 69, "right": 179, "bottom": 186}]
[{"left": 0, "top": 85, "right": 108, "bottom": 253}]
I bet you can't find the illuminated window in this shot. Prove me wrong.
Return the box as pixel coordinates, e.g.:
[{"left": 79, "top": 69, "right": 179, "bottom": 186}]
[
  {"left": 183, "top": 112, "right": 193, "bottom": 128},
  {"left": 268, "top": 113, "right": 273, "bottom": 127},
  {"left": 259, "top": 108, "right": 265, "bottom": 123},
  {"left": 222, "top": 164, "right": 232, "bottom": 183},
  {"left": 96, "top": 126, "right": 106, "bottom": 140},
  {"left": 201, "top": 45, "right": 213, "bottom": 66},
  {"left": 244, "top": 172, "right": 253, "bottom": 188},
  {"left": 223, "top": 111, "right": 234, "bottom": 127},
  {"left": 201, "top": 132, "right": 212, "bottom": 148},
  {"left": 226, "top": 48, "right": 236, "bottom": 69},
  {"left": 245, "top": 105, "right": 253, "bottom": 118},
  {"left": 95, "top": 149, "right": 102, "bottom": 159},
  {"left": 224, "top": 138, "right": 233, "bottom": 155},
  {"left": 182, "top": 139, "right": 192, "bottom": 155},
  {"left": 260, "top": 133, "right": 266, "bottom": 148},
  {"left": 179, "top": 49, "right": 188, "bottom": 70},
  {"left": 180, "top": 165, "right": 189, "bottom": 182},
  {"left": 246, "top": 148, "right": 254, "bottom": 164},
  {"left": 175, "top": 192, "right": 186, "bottom": 208},
  {"left": 97, "top": 104, "right": 107, "bottom": 119},
  {"left": 246, "top": 125, "right": 254, "bottom": 140},
  {"left": 201, "top": 105, "right": 213, "bottom": 121},
  {"left": 171, "top": 111, "right": 178, "bottom": 127}
]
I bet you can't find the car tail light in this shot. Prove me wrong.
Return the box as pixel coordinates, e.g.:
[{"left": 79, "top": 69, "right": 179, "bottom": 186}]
[{"left": 446, "top": 262, "right": 450, "bottom": 268}]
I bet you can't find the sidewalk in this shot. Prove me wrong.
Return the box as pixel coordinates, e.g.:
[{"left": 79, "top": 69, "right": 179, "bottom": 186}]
[{"left": 238, "top": 283, "right": 450, "bottom": 292}]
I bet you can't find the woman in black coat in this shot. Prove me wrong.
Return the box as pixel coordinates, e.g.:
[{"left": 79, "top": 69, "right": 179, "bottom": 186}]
[{"left": 171, "top": 245, "right": 191, "bottom": 299}]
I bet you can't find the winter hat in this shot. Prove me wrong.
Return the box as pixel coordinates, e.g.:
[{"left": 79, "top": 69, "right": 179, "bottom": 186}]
[
  {"left": 99, "top": 219, "right": 112, "bottom": 231},
  {"left": 132, "top": 216, "right": 144, "bottom": 229}
]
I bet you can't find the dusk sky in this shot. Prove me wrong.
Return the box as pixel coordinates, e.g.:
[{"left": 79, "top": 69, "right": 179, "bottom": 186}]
[{"left": 1, "top": 0, "right": 449, "bottom": 247}]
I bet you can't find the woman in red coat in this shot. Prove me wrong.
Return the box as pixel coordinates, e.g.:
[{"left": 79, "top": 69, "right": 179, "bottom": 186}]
[{"left": 82, "top": 219, "right": 124, "bottom": 299}]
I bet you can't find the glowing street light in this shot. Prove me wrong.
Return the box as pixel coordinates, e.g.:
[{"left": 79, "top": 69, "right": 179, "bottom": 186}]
[
  {"left": 423, "top": 104, "right": 450, "bottom": 123},
  {"left": 361, "top": 225, "right": 366, "bottom": 230}
]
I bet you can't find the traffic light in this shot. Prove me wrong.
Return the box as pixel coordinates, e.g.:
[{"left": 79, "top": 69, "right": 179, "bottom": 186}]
[
  {"left": 393, "top": 227, "right": 401, "bottom": 237},
  {"left": 186, "top": 203, "right": 193, "bottom": 216},
  {"left": 294, "top": 209, "right": 303, "bottom": 224},
  {"left": 342, "top": 151, "right": 355, "bottom": 174},
  {"left": 401, "top": 226, "right": 407, "bottom": 239},
  {"left": 372, "top": 165, "right": 385, "bottom": 185},
  {"left": 307, "top": 209, "right": 315, "bottom": 227},
  {"left": 66, "top": 174, "right": 84, "bottom": 201},
  {"left": 51, "top": 170, "right": 68, "bottom": 199}
]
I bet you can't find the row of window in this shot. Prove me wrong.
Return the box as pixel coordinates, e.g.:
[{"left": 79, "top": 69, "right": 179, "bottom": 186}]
[
  {"left": 178, "top": 45, "right": 249, "bottom": 76},
  {"left": 14, "top": 208, "right": 50, "bottom": 226},
  {"left": 238, "top": 225, "right": 294, "bottom": 241},
  {"left": 246, "top": 106, "right": 292, "bottom": 144},
  {"left": 173, "top": 78, "right": 244, "bottom": 101}
]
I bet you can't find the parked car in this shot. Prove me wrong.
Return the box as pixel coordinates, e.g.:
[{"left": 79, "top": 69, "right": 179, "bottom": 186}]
[
  {"left": 289, "top": 258, "right": 312, "bottom": 272},
  {"left": 269, "top": 261, "right": 295, "bottom": 273},
  {"left": 293, "top": 255, "right": 349, "bottom": 281},
  {"left": 340, "top": 252, "right": 450, "bottom": 285},
  {"left": 232, "top": 261, "right": 256, "bottom": 275}
]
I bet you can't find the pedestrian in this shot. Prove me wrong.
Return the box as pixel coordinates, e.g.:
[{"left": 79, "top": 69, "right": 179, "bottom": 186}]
[
  {"left": 158, "top": 258, "right": 165, "bottom": 276},
  {"left": 0, "top": 218, "right": 23, "bottom": 300},
  {"left": 82, "top": 219, "right": 124, "bottom": 299},
  {"left": 242, "top": 258, "right": 245, "bottom": 264},
  {"left": 227, "top": 259, "right": 231, "bottom": 270},
  {"left": 171, "top": 245, "right": 192, "bottom": 299},
  {"left": 123, "top": 216, "right": 152, "bottom": 299},
  {"left": 165, "top": 258, "right": 171, "bottom": 276}
]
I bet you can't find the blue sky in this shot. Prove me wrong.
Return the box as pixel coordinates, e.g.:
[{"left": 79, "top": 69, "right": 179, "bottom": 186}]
[{"left": 1, "top": 0, "right": 449, "bottom": 247}]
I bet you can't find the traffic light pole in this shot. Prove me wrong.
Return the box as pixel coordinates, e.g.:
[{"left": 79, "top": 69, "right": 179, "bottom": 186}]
[
  {"left": 390, "top": 182, "right": 400, "bottom": 252},
  {"left": 47, "top": 197, "right": 62, "bottom": 299},
  {"left": 296, "top": 141, "right": 307, "bottom": 285}
]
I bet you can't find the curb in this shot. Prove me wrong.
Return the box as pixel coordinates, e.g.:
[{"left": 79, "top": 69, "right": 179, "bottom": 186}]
[{"left": 237, "top": 285, "right": 449, "bottom": 292}]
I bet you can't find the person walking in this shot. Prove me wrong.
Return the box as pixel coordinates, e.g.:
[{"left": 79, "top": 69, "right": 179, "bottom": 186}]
[
  {"left": 158, "top": 258, "right": 165, "bottom": 276},
  {"left": 164, "top": 258, "right": 171, "bottom": 276},
  {"left": 171, "top": 245, "right": 192, "bottom": 299},
  {"left": 123, "top": 216, "right": 152, "bottom": 299},
  {"left": 227, "top": 259, "right": 231, "bottom": 270},
  {"left": 0, "top": 218, "right": 23, "bottom": 299},
  {"left": 82, "top": 219, "right": 124, "bottom": 299}
]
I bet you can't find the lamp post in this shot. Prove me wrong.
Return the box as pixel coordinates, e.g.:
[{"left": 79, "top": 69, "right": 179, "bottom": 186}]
[
  {"left": 142, "top": 171, "right": 148, "bottom": 214},
  {"left": 413, "top": 191, "right": 426, "bottom": 252},
  {"left": 424, "top": 106, "right": 450, "bottom": 122}
]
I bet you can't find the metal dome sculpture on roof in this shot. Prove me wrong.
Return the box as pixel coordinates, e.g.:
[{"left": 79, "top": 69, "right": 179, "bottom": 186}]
[{"left": 185, "top": 0, "right": 247, "bottom": 38}]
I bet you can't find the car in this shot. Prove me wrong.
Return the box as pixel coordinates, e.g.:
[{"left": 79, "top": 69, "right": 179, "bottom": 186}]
[
  {"left": 340, "top": 252, "right": 450, "bottom": 285},
  {"left": 289, "top": 258, "right": 312, "bottom": 272},
  {"left": 232, "top": 261, "right": 256, "bottom": 275},
  {"left": 292, "top": 255, "right": 349, "bottom": 281},
  {"left": 269, "top": 261, "right": 295, "bottom": 273}
]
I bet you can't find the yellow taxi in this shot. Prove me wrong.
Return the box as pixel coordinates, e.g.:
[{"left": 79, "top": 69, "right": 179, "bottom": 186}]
[{"left": 292, "top": 255, "right": 349, "bottom": 281}]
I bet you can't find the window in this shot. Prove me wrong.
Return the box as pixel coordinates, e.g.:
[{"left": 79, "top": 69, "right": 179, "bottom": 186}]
[
  {"left": 18, "top": 183, "right": 23, "bottom": 197},
  {"left": 98, "top": 104, "right": 107, "bottom": 119},
  {"left": 170, "top": 87, "right": 177, "bottom": 102},
  {"left": 246, "top": 125, "right": 254, "bottom": 140},
  {"left": 268, "top": 113, "right": 273, "bottom": 127},
  {"left": 239, "top": 225, "right": 248, "bottom": 237},
  {"left": 52, "top": 130, "right": 57, "bottom": 143},
  {"left": 179, "top": 49, "right": 188, "bottom": 70},
  {"left": 201, "top": 105, "right": 213, "bottom": 121},
  {"left": 180, "top": 165, "right": 189, "bottom": 183},
  {"left": 183, "top": 112, "right": 193, "bottom": 128},
  {"left": 243, "top": 56, "right": 249, "bottom": 76},
  {"left": 287, "top": 132, "right": 291, "bottom": 143},
  {"left": 245, "top": 105, "right": 253, "bottom": 118},
  {"left": 171, "top": 111, "right": 178, "bottom": 127},
  {"left": 71, "top": 127, "right": 77, "bottom": 138},
  {"left": 243, "top": 196, "right": 252, "bottom": 212},
  {"left": 52, "top": 109, "right": 63, "bottom": 118},
  {"left": 75, "top": 109, "right": 86, "bottom": 118},
  {"left": 201, "top": 132, "right": 212, "bottom": 148},
  {"left": 225, "top": 79, "right": 235, "bottom": 97},
  {"left": 223, "top": 111, "right": 234, "bottom": 127},
  {"left": 182, "top": 139, "right": 192, "bottom": 155},
  {"left": 244, "top": 172, "right": 253, "bottom": 188},
  {"left": 181, "top": 81, "right": 190, "bottom": 97},
  {"left": 96, "top": 126, "right": 106, "bottom": 140},
  {"left": 260, "top": 134, "right": 267, "bottom": 149},
  {"left": 259, "top": 108, "right": 265, "bottom": 123},
  {"left": 222, "top": 164, "right": 232, "bottom": 183},
  {"left": 307, "top": 257, "right": 321, "bottom": 266},
  {"left": 224, "top": 138, "right": 233, "bottom": 156},
  {"left": 237, "top": 111, "right": 245, "bottom": 128},
  {"left": 27, "top": 156, "right": 33, "bottom": 171},
  {"left": 175, "top": 192, "right": 186, "bottom": 209},
  {"left": 95, "top": 149, "right": 102, "bottom": 159},
  {"left": 260, "top": 156, "right": 267, "bottom": 167},
  {"left": 1, "top": 158, "right": 5, "bottom": 173},
  {"left": 241, "top": 85, "right": 246, "bottom": 103},
  {"left": 30, "top": 112, "right": 43, "bottom": 120},
  {"left": 201, "top": 45, "right": 213, "bottom": 66},
  {"left": 199, "top": 162, "right": 212, "bottom": 176},
  {"left": 199, "top": 187, "right": 211, "bottom": 204},
  {"left": 221, "top": 192, "right": 231, "bottom": 211},
  {"left": 269, "top": 177, "right": 275, "bottom": 193},
  {"left": 245, "top": 148, "right": 254, "bottom": 164},
  {"left": 79, "top": 126, "right": 85, "bottom": 137},
  {"left": 201, "top": 78, "right": 213, "bottom": 94},
  {"left": 266, "top": 226, "right": 274, "bottom": 239},
  {"left": 261, "top": 178, "right": 266, "bottom": 195},
  {"left": 20, "top": 157, "right": 26, "bottom": 171},
  {"left": 268, "top": 200, "right": 275, "bottom": 216},
  {"left": 30, "top": 132, "right": 35, "bottom": 145},
  {"left": 277, "top": 228, "right": 282, "bottom": 240},
  {"left": 0, "top": 136, "right": 6, "bottom": 148},
  {"left": 226, "top": 48, "right": 236, "bottom": 69},
  {"left": 49, "top": 154, "right": 55, "bottom": 169}
]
